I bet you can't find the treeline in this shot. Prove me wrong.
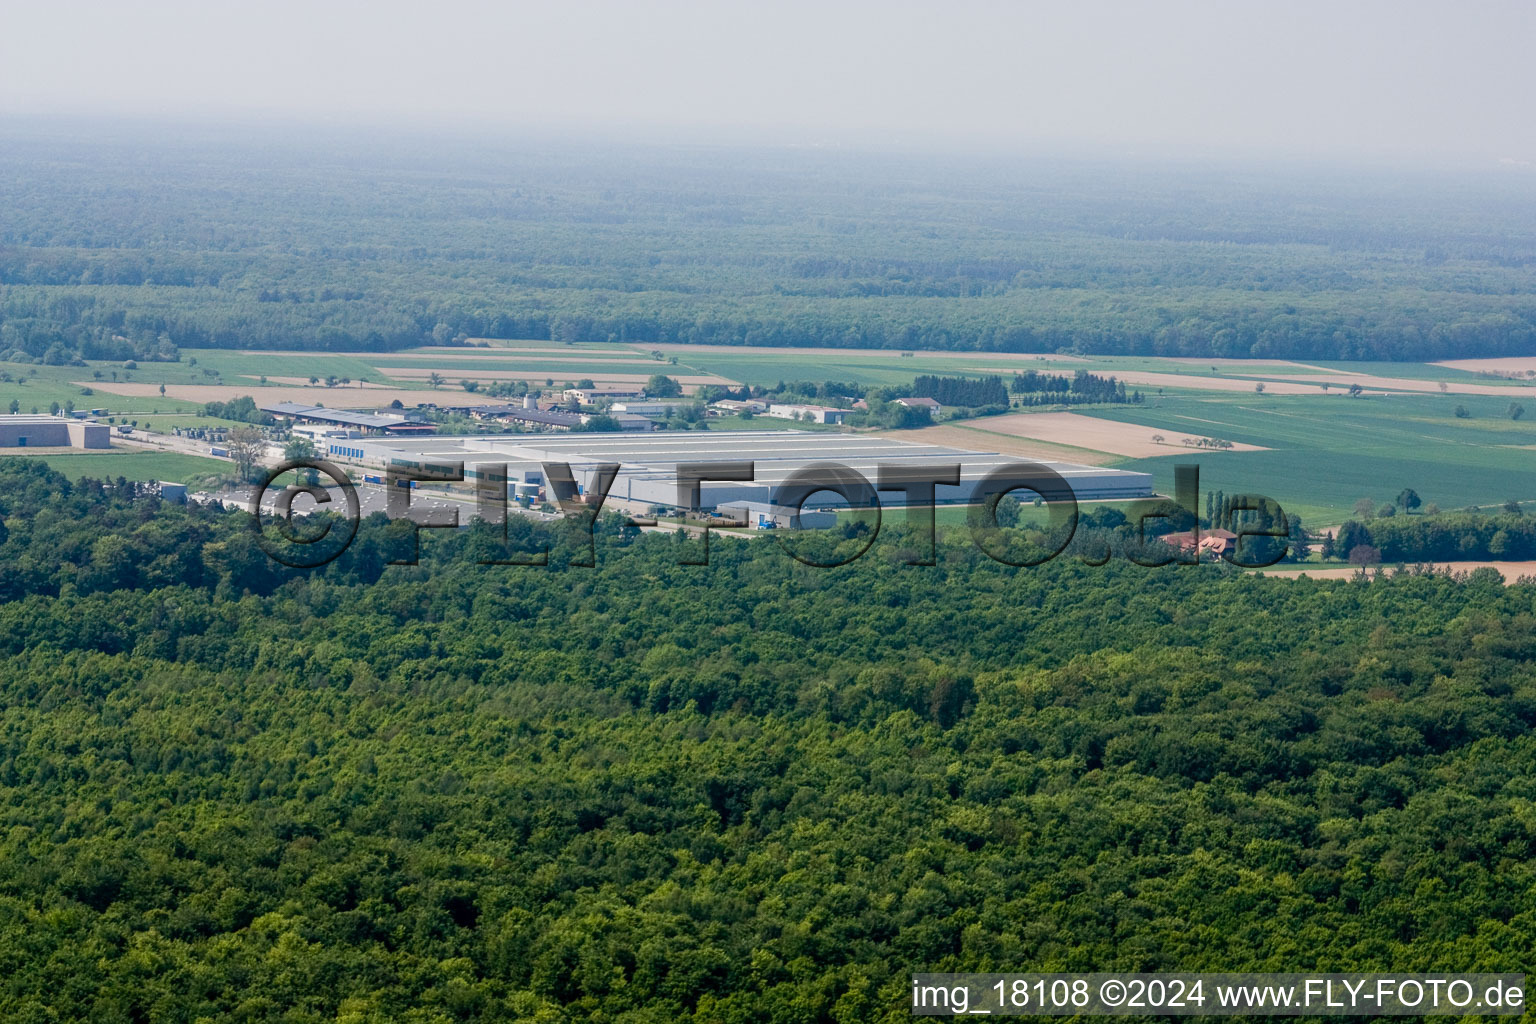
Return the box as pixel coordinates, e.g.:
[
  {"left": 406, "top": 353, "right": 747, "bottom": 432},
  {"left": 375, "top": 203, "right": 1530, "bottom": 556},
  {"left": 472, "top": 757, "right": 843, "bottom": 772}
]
[
  {"left": 1334, "top": 511, "right": 1536, "bottom": 562},
  {"left": 913, "top": 374, "right": 1008, "bottom": 407},
  {"left": 1010, "top": 369, "right": 1141, "bottom": 405},
  {"left": 5, "top": 127, "right": 1536, "bottom": 364},
  {"left": 201, "top": 395, "right": 274, "bottom": 425}
]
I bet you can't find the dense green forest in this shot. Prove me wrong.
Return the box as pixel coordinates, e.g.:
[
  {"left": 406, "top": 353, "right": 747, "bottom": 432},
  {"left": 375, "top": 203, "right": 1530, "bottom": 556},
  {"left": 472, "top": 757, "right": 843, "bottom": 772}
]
[
  {"left": 0, "top": 457, "right": 1533, "bottom": 1021},
  {"left": 1335, "top": 509, "right": 1536, "bottom": 563},
  {"left": 4, "top": 119, "right": 1536, "bottom": 363}
]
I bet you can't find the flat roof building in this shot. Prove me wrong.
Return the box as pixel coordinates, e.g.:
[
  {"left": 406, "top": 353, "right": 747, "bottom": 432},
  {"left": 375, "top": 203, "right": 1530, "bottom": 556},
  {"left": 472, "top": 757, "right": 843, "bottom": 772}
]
[
  {"left": 765, "top": 404, "right": 846, "bottom": 425},
  {"left": 470, "top": 405, "right": 585, "bottom": 430},
  {"left": 320, "top": 430, "right": 1155, "bottom": 511},
  {"left": 564, "top": 387, "right": 644, "bottom": 405},
  {"left": 0, "top": 415, "right": 110, "bottom": 449},
  {"left": 259, "top": 402, "right": 418, "bottom": 433}
]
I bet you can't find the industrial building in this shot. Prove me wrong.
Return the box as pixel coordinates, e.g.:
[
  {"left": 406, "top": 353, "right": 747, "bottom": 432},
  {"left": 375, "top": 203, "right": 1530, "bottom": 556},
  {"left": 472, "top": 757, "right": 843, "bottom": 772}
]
[
  {"left": 765, "top": 404, "right": 847, "bottom": 425},
  {"left": 718, "top": 500, "right": 837, "bottom": 530},
  {"left": 468, "top": 405, "right": 585, "bottom": 430},
  {"left": 563, "top": 387, "right": 644, "bottom": 405},
  {"left": 0, "top": 414, "right": 111, "bottom": 449},
  {"left": 259, "top": 402, "right": 434, "bottom": 435},
  {"left": 316, "top": 430, "right": 1155, "bottom": 512},
  {"left": 710, "top": 399, "right": 767, "bottom": 414},
  {"left": 611, "top": 401, "right": 685, "bottom": 416}
]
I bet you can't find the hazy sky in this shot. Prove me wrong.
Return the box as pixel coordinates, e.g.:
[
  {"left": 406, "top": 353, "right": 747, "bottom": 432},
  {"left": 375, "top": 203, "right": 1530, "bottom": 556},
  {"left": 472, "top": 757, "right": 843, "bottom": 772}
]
[{"left": 3, "top": 0, "right": 1533, "bottom": 161}]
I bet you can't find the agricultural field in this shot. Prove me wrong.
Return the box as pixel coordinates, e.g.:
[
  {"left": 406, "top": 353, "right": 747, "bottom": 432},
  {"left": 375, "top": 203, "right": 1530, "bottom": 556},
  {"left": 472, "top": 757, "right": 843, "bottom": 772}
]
[
  {"left": 965, "top": 411, "right": 1268, "bottom": 458},
  {"left": 25, "top": 450, "right": 231, "bottom": 484},
  {"left": 1081, "top": 391, "right": 1536, "bottom": 526}
]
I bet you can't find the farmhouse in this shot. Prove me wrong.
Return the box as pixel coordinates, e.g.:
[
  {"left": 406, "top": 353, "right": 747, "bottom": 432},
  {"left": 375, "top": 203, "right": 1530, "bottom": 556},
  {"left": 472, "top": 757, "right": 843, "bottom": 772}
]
[{"left": 1162, "top": 528, "right": 1238, "bottom": 557}]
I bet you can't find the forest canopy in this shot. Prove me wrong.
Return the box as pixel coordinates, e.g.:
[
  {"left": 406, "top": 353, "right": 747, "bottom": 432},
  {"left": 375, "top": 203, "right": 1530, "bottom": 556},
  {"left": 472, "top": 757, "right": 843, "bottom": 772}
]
[
  {"left": 4, "top": 122, "right": 1536, "bottom": 364},
  {"left": 0, "top": 456, "right": 1533, "bottom": 1021}
]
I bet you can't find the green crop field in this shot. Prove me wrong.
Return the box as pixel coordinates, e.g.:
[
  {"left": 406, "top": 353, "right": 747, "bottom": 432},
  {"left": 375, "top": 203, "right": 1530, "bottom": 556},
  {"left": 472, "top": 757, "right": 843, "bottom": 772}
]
[
  {"left": 177, "top": 350, "right": 395, "bottom": 381},
  {"left": 25, "top": 450, "right": 232, "bottom": 484},
  {"left": 1079, "top": 391, "right": 1536, "bottom": 524}
]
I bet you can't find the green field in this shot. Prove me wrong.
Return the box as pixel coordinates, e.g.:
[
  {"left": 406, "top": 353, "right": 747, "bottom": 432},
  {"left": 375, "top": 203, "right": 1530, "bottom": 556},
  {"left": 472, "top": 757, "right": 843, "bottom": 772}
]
[
  {"left": 1081, "top": 391, "right": 1536, "bottom": 525},
  {"left": 26, "top": 450, "right": 231, "bottom": 484}
]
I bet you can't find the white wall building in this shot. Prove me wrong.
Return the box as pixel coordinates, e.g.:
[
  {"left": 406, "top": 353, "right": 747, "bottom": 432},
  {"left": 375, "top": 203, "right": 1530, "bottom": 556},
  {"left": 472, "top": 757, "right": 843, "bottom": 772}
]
[{"left": 765, "top": 404, "right": 846, "bottom": 425}]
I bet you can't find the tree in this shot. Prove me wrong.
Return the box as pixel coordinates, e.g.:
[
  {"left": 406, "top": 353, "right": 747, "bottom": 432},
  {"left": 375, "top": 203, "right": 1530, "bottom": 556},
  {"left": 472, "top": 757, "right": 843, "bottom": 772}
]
[
  {"left": 429, "top": 372, "right": 444, "bottom": 388},
  {"left": 646, "top": 374, "right": 684, "bottom": 398},
  {"left": 282, "top": 436, "right": 317, "bottom": 463},
  {"left": 461, "top": 380, "right": 480, "bottom": 393},
  {"left": 1396, "top": 488, "right": 1421, "bottom": 513},
  {"left": 1354, "top": 498, "right": 1375, "bottom": 519},
  {"left": 7, "top": 399, "right": 18, "bottom": 414},
  {"left": 1454, "top": 405, "right": 1470, "bottom": 418},
  {"left": 1254, "top": 382, "right": 1265, "bottom": 394},
  {"left": 1509, "top": 403, "right": 1525, "bottom": 421},
  {"left": 1320, "top": 531, "right": 1336, "bottom": 560},
  {"left": 1504, "top": 499, "right": 1524, "bottom": 516},
  {"left": 226, "top": 426, "right": 266, "bottom": 482},
  {"left": 1336, "top": 520, "right": 1372, "bottom": 557},
  {"left": 282, "top": 436, "right": 319, "bottom": 484},
  {"left": 1348, "top": 544, "right": 1381, "bottom": 566},
  {"left": 577, "top": 379, "right": 596, "bottom": 389},
  {"left": 159, "top": 383, "right": 166, "bottom": 396},
  {"left": 1287, "top": 515, "right": 1311, "bottom": 561}
]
